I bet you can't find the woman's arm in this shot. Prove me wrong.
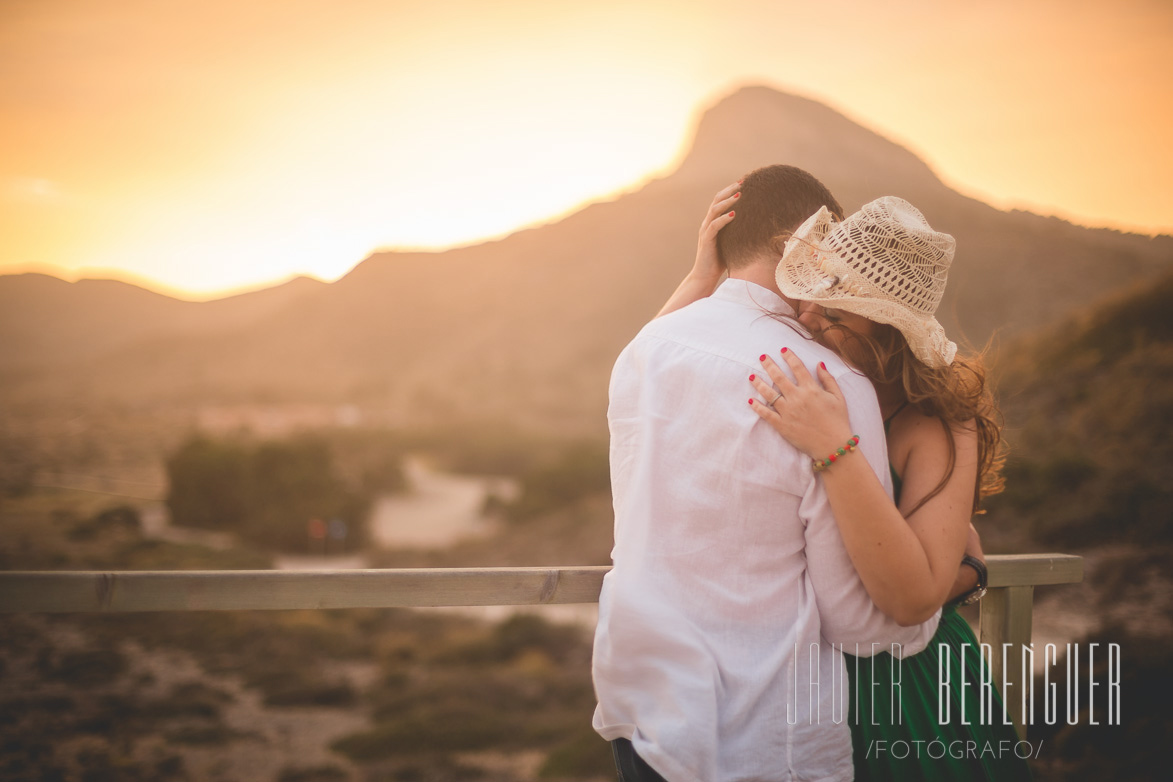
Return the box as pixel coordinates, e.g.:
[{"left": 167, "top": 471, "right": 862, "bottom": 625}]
[
  {"left": 655, "top": 181, "right": 740, "bottom": 318},
  {"left": 750, "top": 351, "right": 976, "bottom": 625}
]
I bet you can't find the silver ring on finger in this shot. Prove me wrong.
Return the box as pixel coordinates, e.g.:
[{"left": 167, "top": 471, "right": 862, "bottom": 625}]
[{"left": 768, "top": 391, "right": 784, "bottom": 407}]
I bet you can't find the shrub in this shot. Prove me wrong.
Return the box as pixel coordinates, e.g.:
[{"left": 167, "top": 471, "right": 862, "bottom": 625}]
[
  {"left": 277, "top": 764, "right": 351, "bottom": 782},
  {"left": 504, "top": 441, "right": 610, "bottom": 522},
  {"left": 164, "top": 434, "right": 376, "bottom": 553},
  {"left": 434, "top": 614, "right": 586, "bottom": 666},
  {"left": 67, "top": 505, "right": 142, "bottom": 541},
  {"left": 539, "top": 727, "right": 616, "bottom": 779},
  {"left": 165, "top": 437, "right": 250, "bottom": 532},
  {"left": 37, "top": 648, "right": 127, "bottom": 688}
]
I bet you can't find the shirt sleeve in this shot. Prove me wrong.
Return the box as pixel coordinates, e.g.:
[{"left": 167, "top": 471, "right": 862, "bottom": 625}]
[{"left": 799, "top": 368, "right": 940, "bottom": 658}]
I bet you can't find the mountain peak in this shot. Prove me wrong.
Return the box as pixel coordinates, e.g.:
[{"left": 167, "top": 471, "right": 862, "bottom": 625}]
[
  {"left": 703, "top": 84, "right": 833, "bottom": 120},
  {"left": 675, "top": 84, "right": 947, "bottom": 207}
]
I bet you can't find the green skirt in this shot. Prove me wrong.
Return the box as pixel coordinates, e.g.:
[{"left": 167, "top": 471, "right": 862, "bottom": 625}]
[{"left": 844, "top": 606, "right": 1033, "bottom": 781}]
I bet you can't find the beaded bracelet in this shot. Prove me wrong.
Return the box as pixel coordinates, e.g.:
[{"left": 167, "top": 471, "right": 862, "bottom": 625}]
[{"left": 812, "top": 435, "right": 861, "bottom": 472}]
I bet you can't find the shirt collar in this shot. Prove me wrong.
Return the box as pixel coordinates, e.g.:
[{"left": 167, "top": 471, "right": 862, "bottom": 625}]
[{"left": 711, "top": 277, "right": 796, "bottom": 318}]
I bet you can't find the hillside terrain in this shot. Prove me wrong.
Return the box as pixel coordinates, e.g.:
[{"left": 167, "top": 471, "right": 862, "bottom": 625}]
[
  {"left": 987, "top": 270, "right": 1173, "bottom": 546},
  {"left": 1, "top": 86, "right": 1170, "bottom": 435},
  {"left": 2, "top": 270, "right": 1170, "bottom": 781}
]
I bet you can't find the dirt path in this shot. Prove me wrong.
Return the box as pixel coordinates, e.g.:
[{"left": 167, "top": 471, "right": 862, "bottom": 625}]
[{"left": 368, "top": 456, "right": 516, "bottom": 549}]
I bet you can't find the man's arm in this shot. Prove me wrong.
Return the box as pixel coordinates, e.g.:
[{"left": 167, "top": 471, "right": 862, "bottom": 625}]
[{"left": 800, "top": 369, "right": 939, "bottom": 658}]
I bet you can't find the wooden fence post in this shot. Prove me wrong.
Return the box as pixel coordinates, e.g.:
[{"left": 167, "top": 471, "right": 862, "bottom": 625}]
[{"left": 979, "top": 585, "right": 1034, "bottom": 740}]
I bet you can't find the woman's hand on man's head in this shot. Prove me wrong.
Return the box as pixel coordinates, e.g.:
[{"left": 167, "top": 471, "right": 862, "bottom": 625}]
[
  {"left": 692, "top": 181, "right": 741, "bottom": 284},
  {"left": 655, "top": 181, "right": 741, "bottom": 319}
]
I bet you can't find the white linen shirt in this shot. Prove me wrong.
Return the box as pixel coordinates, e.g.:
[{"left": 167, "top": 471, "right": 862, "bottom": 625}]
[{"left": 592, "top": 279, "right": 940, "bottom": 782}]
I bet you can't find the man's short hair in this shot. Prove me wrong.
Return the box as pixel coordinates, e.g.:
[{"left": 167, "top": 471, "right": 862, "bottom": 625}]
[{"left": 717, "top": 165, "right": 844, "bottom": 271}]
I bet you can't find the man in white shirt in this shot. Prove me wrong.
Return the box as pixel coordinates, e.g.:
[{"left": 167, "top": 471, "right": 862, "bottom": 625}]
[{"left": 592, "top": 166, "right": 940, "bottom": 781}]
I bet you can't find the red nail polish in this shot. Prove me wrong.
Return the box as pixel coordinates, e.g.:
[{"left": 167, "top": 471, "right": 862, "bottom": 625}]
[
  {"left": 820, "top": 362, "right": 826, "bottom": 370},
  {"left": 759, "top": 354, "right": 767, "bottom": 362},
  {"left": 749, "top": 374, "right": 755, "bottom": 381},
  {"left": 733, "top": 192, "right": 740, "bottom": 199},
  {"left": 748, "top": 399, "right": 754, "bottom": 405},
  {"left": 780, "top": 347, "right": 788, "bottom": 354},
  {"left": 728, "top": 210, "right": 735, "bottom": 217}
]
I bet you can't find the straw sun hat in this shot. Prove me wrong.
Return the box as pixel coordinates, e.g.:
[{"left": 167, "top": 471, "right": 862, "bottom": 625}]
[{"left": 776, "top": 196, "right": 958, "bottom": 368}]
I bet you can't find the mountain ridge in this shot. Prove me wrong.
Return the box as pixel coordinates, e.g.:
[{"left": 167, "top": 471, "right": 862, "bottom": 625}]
[{"left": 2, "top": 85, "right": 1169, "bottom": 432}]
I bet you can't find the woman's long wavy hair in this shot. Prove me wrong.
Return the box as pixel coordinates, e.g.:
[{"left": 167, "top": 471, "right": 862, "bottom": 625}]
[{"left": 822, "top": 321, "right": 1006, "bottom": 517}]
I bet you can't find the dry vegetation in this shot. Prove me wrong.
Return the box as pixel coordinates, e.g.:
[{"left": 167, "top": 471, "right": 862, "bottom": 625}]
[
  {"left": 3, "top": 271, "right": 1172, "bottom": 780},
  {"left": 0, "top": 434, "right": 616, "bottom": 781}
]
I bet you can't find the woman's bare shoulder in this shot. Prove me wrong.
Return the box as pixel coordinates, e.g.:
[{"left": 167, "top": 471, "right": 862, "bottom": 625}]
[
  {"left": 889, "top": 408, "right": 976, "bottom": 470},
  {"left": 893, "top": 407, "right": 977, "bottom": 439}
]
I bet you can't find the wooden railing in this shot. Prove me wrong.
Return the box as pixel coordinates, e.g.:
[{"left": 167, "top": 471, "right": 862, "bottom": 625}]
[{"left": 0, "top": 553, "right": 1082, "bottom": 738}]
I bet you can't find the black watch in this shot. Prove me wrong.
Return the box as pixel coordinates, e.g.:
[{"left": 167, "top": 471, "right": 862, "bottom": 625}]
[{"left": 953, "top": 554, "right": 988, "bottom": 607}]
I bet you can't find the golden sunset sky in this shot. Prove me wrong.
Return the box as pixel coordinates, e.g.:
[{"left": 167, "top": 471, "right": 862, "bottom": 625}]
[{"left": 2, "top": 0, "right": 1170, "bottom": 298}]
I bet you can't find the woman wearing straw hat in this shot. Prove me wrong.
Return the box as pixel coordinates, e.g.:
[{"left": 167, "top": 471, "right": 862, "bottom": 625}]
[{"left": 665, "top": 193, "right": 1031, "bottom": 780}]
